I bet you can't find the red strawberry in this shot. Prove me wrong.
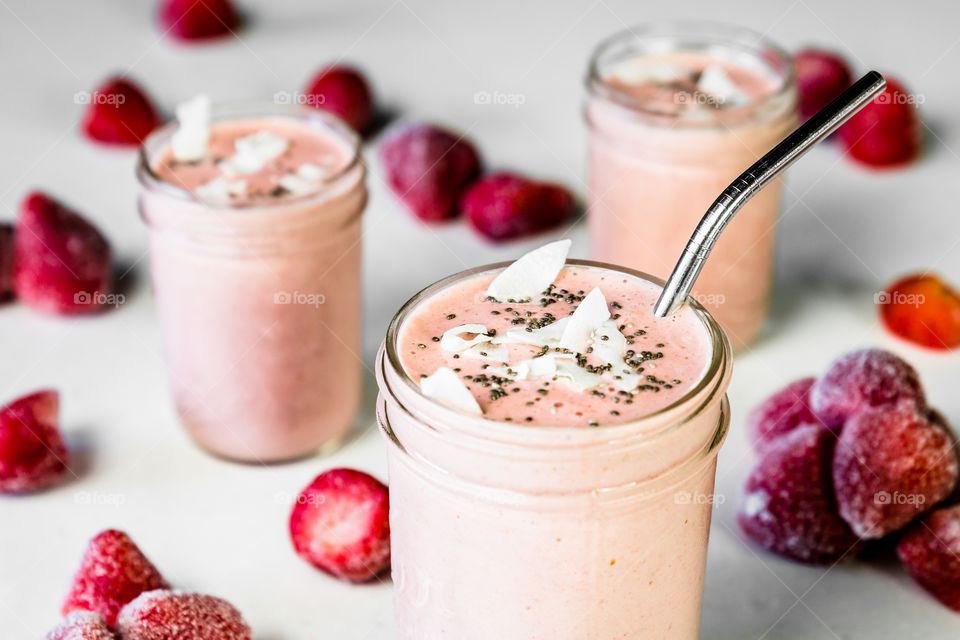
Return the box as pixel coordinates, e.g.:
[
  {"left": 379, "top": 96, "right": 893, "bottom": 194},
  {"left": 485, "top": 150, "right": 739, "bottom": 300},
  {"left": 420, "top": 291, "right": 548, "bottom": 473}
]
[
  {"left": 897, "top": 504, "right": 960, "bottom": 611},
  {"left": 746, "top": 377, "right": 821, "bottom": 449},
  {"left": 793, "top": 49, "right": 854, "bottom": 121},
  {"left": 379, "top": 123, "right": 482, "bottom": 223},
  {"left": 288, "top": 468, "right": 390, "bottom": 582},
  {"left": 117, "top": 590, "right": 251, "bottom": 640},
  {"left": 738, "top": 424, "right": 860, "bottom": 564},
  {"left": 157, "top": 0, "right": 241, "bottom": 42},
  {"left": 0, "top": 223, "right": 13, "bottom": 300},
  {"left": 879, "top": 273, "right": 960, "bottom": 351},
  {"left": 832, "top": 407, "right": 958, "bottom": 538},
  {"left": 462, "top": 172, "right": 575, "bottom": 242},
  {"left": 81, "top": 77, "right": 162, "bottom": 147},
  {"left": 45, "top": 611, "right": 116, "bottom": 640},
  {"left": 13, "top": 191, "right": 113, "bottom": 315},
  {"left": 838, "top": 76, "right": 922, "bottom": 168},
  {"left": 809, "top": 348, "right": 925, "bottom": 430},
  {"left": 0, "top": 390, "right": 68, "bottom": 493},
  {"left": 62, "top": 530, "right": 169, "bottom": 626},
  {"left": 303, "top": 65, "right": 375, "bottom": 134}
]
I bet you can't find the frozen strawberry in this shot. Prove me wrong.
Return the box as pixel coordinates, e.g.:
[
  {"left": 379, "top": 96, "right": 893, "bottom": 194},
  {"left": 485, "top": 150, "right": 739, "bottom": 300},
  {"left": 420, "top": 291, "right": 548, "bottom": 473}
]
[
  {"left": 838, "top": 76, "right": 921, "bottom": 168},
  {"left": 897, "top": 504, "right": 960, "bottom": 611},
  {"left": 738, "top": 424, "right": 860, "bottom": 564},
  {"left": 462, "top": 172, "right": 575, "bottom": 242},
  {"left": 0, "top": 390, "right": 68, "bottom": 493},
  {"left": 0, "top": 223, "right": 13, "bottom": 300},
  {"left": 379, "top": 123, "right": 482, "bottom": 223},
  {"left": 809, "top": 348, "right": 926, "bottom": 430},
  {"left": 832, "top": 407, "right": 958, "bottom": 539},
  {"left": 793, "top": 49, "right": 854, "bottom": 121},
  {"left": 746, "top": 377, "right": 821, "bottom": 449},
  {"left": 45, "top": 611, "right": 116, "bottom": 640},
  {"left": 303, "top": 65, "right": 374, "bottom": 134},
  {"left": 116, "top": 590, "right": 251, "bottom": 640},
  {"left": 81, "top": 77, "right": 162, "bottom": 147},
  {"left": 13, "top": 191, "right": 113, "bottom": 315},
  {"left": 879, "top": 273, "right": 960, "bottom": 351},
  {"left": 157, "top": 0, "right": 241, "bottom": 41},
  {"left": 289, "top": 468, "right": 390, "bottom": 582},
  {"left": 62, "top": 529, "right": 169, "bottom": 626}
]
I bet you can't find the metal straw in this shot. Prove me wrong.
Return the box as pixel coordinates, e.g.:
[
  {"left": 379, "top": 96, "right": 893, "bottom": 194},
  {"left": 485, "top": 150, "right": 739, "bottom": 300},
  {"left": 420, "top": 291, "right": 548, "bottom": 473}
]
[{"left": 653, "top": 71, "right": 887, "bottom": 318}]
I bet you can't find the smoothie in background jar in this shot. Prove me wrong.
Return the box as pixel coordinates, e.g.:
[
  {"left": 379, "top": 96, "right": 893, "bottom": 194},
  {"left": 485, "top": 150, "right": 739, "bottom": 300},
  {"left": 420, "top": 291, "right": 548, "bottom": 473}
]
[
  {"left": 138, "top": 102, "right": 366, "bottom": 463},
  {"left": 376, "top": 241, "right": 732, "bottom": 639},
  {"left": 586, "top": 23, "right": 797, "bottom": 350}
]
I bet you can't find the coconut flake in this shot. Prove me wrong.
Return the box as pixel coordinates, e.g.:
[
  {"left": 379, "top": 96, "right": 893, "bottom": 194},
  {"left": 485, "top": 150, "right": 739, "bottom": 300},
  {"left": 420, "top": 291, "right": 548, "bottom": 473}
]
[
  {"left": 559, "top": 287, "right": 610, "bottom": 353},
  {"left": 219, "top": 130, "right": 290, "bottom": 176},
  {"left": 195, "top": 176, "right": 247, "bottom": 205},
  {"left": 697, "top": 66, "right": 749, "bottom": 106},
  {"left": 462, "top": 341, "right": 508, "bottom": 362},
  {"left": 420, "top": 367, "right": 482, "bottom": 415},
  {"left": 606, "top": 59, "right": 691, "bottom": 85},
  {"left": 593, "top": 320, "right": 641, "bottom": 391},
  {"left": 500, "top": 317, "right": 569, "bottom": 347},
  {"left": 554, "top": 360, "right": 604, "bottom": 391},
  {"left": 490, "top": 354, "right": 558, "bottom": 381},
  {"left": 486, "top": 239, "right": 571, "bottom": 302},
  {"left": 278, "top": 163, "right": 329, "bottom": 196},
  {"left": 440, "top": 324, "right": 492, "bottom": 352},
  {"left": 171, "top": 95, "right": 211, "bottom": 162}
]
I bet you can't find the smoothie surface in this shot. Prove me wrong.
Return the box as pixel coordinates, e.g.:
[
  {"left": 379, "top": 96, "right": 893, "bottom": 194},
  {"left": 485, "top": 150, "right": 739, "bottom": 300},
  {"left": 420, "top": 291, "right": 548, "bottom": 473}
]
[{"left": 399, "top": 265, "right": 712, "bottom": 427}]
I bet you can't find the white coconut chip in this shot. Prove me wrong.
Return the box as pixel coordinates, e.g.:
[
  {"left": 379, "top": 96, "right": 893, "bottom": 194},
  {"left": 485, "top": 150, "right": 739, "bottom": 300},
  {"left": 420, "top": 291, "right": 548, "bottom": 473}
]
[
  {"left": 486, "top": 239, "right": 571, "bottom": 302},
  {"left": 500, "top": 317, "right": 569, "bottom": 348},
  {"left": 194, "top": 176, "right": 247, "bottom": 205},
  {"left": 697, "top": 65, "right": 749, "bottom": 106},
  {"left": 219, "top": 130, "right": 290, "bottom": 176},
  {"left": 606, "top": 59, "right": 691, "bottom": 85},
  {"left": 278, "top": 163, "right": 329, "bottom": 196},
  {"left": 559, "top": 287, "right": 610, "bottom": 354},
  {"left": 420, "top": 367, "right": 482, "bottom": 415},
  {"left": 593, "top": 320, "right": 642, "bottom": 392},
  {"left": 440, "top": 324, "right": 492, "bottom": 352},
  {"left": 554, "top": 359, "right": 604, "bottom": 391},
  {"left": 171, "top": 95, "right": 211, "bottom": 162},
  {"left": 490, "top": 354, "right": 558, "bottom": 381},
  {"left": 462, "top": 341, "right": 509, "bottom": 362}
]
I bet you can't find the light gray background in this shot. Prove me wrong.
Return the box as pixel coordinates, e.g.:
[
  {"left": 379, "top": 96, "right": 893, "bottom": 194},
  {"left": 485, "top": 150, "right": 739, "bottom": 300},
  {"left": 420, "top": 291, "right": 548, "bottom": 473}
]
[{"left": 1, "top": 1, "right": 959, "bottom": 638}]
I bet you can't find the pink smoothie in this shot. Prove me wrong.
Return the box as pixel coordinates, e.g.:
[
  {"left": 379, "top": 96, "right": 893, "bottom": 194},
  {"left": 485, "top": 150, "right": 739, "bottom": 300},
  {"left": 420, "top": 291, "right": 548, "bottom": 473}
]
[
  {"left": 377, "top": 257, "right": 732, "bottom": 639},
  {"left": 587, "top": 31, "right": 797, "bottom": 350},
  {"left": 139, "top": 107, "right": 366, "bottom": 462}
]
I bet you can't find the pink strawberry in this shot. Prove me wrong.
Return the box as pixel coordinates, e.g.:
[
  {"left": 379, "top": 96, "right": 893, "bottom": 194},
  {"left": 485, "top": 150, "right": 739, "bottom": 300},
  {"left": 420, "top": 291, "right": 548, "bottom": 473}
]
[
  {"left": 0, "top": 390, "right": 68, "bottom": 493},
  {"left": 793, "top": 49, "right": 854, "bottom": 121},
  {"left": 838, "top": 77, "right": 922, "bottom": 168},
  {"left": 379, "top": 123, "right": 482, "bottom": 223},
  {"left": 303, "top": 65, "right": 375, "bottom": 134},
  {"left": 746, "top": 377, "right": 821, "bottom": 449},
  {"left": 13, "top": 191, "right": 113, "bottom": 315},
  {"left": 45, "top": 611, "right": 116, "bottom": 640},
  {"left": 897, "top": 504, "right": 960, "bottom": 611},
  {"left": 81, "top": 77, "right": 162, "bottom": 147},
  {"left": 809, "top": 348, "right": 925, "bottom": 430},
  {"left": 117, "top": 590, "right": 251, "bottom": 640},
  {"left": 0, "top": 223, "right": 13, "bottom": 300},
  {"left": 738, "top": 424, "right": 860, "bottom": 564},
  {"left": 157, "top": 0, "right": 241, "bottom": 41},
  {"left": 832, "top": 407, "right": 958, "bottom": 538},
  {"left": 288, "top": 468, "right": 390, "bottom": 582},
  {"left": 62, "top": 529, "right": 169, "bottom": 626},
  {"left": 462, "top": 172, "right": 575, "bottom": 242}
]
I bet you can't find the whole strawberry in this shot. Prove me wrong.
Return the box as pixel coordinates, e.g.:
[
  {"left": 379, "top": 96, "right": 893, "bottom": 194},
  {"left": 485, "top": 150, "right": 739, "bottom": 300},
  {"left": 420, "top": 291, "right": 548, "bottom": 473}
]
[
  {"left": 745, "top": 377, "right": 820, "bottom": 449},
  {"left": 793, "top": 49, "right": 854, "bottom": 121},
  {"left": 838, "top": 76, "right": 922, "bottom": 168},
  {"left": 13, "top": 192, "right": 113, "bottom": 315},
  {"left": 897, "top": 504, "right": 960, "bottom": 611},
  {"left": 157, "top": 0, "right": 241, "bottom": 41},
  {"left": 81, "top": 77, "right": 162, "bottom": 147},
  {"left": 0, "top": 390, "right": 68, "bottom": 494},
  {"left": 379, "top": 123, "right": 481, "bottom": 223},
  {"left": 62, "top": 530, "right": 169, "bottom": 626},
  {"left": 879, "top": 273, "right": 960, "bottom": 351},
  {"left": 117, "top": 590, "right": 251, "bottom": 640},
  {"left": 462, "top": 172, "right": 575, "bottom": 242},
  {"left": 45, "top": 611, "right": 116, "bottom": 640},
  {"left": 303, "top": 65, "right": 375, "bottom": 134}
]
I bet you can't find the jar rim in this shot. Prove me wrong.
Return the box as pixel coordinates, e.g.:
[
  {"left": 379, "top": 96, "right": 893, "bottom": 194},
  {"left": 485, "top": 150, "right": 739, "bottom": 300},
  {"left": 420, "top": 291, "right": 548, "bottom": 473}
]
[
  {"left": 585, "top": 20, "right": 796, "bottom": 128},
  {"left": 382, "top": 258, "right": 732, "bottom": 445},
  {"left": 136, "top": 102, "right": 363, "bottom": 212}
]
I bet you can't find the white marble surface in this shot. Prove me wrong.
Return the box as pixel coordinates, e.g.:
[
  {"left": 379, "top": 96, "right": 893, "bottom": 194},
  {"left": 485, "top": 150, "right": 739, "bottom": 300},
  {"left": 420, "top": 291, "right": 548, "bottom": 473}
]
[{"left": 1, "top": 0, "right": 959, "bottom": 638}]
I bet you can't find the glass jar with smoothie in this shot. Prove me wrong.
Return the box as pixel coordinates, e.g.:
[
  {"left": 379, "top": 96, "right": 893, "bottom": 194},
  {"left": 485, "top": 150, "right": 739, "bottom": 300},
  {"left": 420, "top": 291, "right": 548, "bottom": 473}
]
[
  {"left": 585, "top": 22, "right": 797, "bottom": 350},
  {"left": 138, "top": 100, "right": 366, "bottom": 463},
  {"left": 376, "top": 241, "right": 732, "bottom": 639}
]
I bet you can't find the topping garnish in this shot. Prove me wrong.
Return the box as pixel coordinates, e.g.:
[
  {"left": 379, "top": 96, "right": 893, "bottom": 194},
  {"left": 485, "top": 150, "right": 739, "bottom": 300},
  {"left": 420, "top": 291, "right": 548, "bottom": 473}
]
[
  {"left": 171, "top": 94, "right": 211, "bottom": 162},
  {"left": 606, "top": 59, "right": 690, "bottom": 85},
  {"left": 486, "top": 239, "right": 570, "bottom": 302},
  {"left": 440, "top": 323, "right": 493, "bottom": 352},
  {"left": 420, "top": 367, "right": 482, "bottom": 415},
  {"left": 219, "top": 130, "right": 290, "bottom": 176},
  {"left": 195, "top": 176, "right": 247, "bottom": 205},
  {"left": 697, "top": 66, "right": 749, "bottom": 106},
  {"left": 278, "top": 163, "right": 329, "bottom": 196},
  {"left": 559, "top": 287, "right": 610, "bottom": 353}
]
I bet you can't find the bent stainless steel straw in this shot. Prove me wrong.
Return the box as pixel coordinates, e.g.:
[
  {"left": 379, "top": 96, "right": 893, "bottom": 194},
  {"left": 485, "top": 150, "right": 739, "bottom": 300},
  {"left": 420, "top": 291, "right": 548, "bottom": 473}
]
[{"left": 653, "top": 71, "right": 887, "bottom": 318}]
